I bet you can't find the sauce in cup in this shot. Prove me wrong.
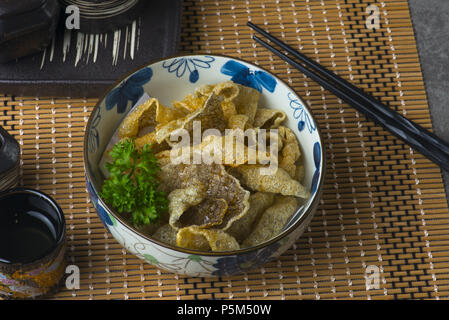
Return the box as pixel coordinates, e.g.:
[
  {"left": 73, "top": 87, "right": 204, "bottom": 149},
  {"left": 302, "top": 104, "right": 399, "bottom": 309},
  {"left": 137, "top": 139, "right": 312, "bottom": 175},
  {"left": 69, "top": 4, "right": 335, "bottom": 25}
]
[{"left": 0, "top": 188, "right": 66, "bottom": 299}]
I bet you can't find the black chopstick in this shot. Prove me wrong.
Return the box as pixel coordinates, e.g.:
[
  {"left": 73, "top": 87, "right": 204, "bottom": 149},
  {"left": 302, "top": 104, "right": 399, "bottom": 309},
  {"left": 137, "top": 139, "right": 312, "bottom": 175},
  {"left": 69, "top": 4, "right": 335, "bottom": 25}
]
[
  {"left": 248, "top": 22, "right": 449, "bottom": 172},
  {"left": 249, "top": 21, "right": 449, "bottom": 154}
]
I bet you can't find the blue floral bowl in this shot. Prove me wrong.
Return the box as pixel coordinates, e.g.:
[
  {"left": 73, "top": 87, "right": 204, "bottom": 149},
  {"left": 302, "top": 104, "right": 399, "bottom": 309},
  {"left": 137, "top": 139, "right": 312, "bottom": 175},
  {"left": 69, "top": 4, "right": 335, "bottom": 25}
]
[{"left": 83, "top": 54, "right": 325, "bottom": 277}]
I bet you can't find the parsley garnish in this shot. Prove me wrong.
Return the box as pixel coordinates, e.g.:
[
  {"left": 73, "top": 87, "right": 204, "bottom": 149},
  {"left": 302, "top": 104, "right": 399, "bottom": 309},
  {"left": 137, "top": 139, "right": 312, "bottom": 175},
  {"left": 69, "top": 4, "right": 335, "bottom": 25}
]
[{"left": 100, "top": 139, "right": 168, "bottom": 227}]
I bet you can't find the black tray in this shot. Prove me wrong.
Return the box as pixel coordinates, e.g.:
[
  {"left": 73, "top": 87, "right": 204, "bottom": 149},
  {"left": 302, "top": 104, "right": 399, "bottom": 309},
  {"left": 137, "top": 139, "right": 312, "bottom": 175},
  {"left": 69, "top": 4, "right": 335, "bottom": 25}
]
[{"left": 0, "top": 0, "right": 182, "bottom": 98}]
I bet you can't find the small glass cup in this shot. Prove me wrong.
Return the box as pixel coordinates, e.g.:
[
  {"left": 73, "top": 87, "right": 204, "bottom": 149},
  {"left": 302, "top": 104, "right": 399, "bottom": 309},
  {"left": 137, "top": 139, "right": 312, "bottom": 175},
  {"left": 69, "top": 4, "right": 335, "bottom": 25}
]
[{"left": 0, "top": 188, "right": 66, "bottom": 299}]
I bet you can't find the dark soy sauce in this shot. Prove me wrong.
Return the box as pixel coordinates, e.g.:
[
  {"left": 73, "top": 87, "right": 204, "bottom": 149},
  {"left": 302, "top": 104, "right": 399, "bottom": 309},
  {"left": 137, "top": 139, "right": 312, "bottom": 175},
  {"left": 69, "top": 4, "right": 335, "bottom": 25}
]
[{"left": 0, "top": 192, "right": 59, "bottom": 264}]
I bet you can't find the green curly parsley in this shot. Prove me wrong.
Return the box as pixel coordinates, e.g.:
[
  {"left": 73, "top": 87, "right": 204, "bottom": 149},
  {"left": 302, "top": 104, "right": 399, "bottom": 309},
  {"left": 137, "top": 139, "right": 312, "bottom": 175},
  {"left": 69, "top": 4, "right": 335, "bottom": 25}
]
[{"left": 100, "top": 139, "right": 168, "bottom": 227}]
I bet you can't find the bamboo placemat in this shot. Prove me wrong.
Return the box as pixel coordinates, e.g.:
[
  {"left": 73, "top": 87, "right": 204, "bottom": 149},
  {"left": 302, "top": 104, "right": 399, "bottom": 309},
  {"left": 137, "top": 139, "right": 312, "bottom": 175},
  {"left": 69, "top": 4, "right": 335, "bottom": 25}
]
[{"left": 1, "top": 0, "right": 448, "bottom": 300}]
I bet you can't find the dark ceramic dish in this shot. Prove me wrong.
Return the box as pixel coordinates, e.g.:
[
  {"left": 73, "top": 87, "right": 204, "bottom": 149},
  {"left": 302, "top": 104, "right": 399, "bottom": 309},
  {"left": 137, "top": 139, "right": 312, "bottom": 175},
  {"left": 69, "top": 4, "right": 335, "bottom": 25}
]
[{"left": 0, "top": 0, "right": 60, "bottom": 63}]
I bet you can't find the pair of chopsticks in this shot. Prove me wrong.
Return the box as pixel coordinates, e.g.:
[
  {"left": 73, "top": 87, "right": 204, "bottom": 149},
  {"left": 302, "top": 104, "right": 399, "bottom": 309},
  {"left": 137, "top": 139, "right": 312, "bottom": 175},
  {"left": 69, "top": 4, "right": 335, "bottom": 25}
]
[{"left": 248, "top": 22, "right": 449, "bottom": 172}]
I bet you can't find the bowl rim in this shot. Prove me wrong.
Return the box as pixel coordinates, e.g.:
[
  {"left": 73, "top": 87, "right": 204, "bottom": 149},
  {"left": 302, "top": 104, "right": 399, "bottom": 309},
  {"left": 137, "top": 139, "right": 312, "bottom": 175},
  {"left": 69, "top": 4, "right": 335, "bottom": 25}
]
[{"left": 83, "top": 53, "right": 326, "bottom": 257}]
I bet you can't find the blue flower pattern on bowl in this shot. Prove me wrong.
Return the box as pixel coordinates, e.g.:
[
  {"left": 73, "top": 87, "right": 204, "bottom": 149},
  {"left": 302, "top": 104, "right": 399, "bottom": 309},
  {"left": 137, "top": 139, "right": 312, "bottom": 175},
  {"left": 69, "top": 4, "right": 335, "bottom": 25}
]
[
  {"left": 311, "top": 142, "right": 321, "bottom": 195},
  {"left": 105, "top": 67, "right": 153, "bottom": 114},
  {"left": 288, "top": 92, "right": 316, "bottom": 134},
  {"left": 162, "top": 56, "right": 215, "bottom": 83},
  {"left": 88, "top": 106, "right": 101, "bottom": 153},
  {"left": 220, "top": 60, "right": 277, "bottom": 93},
  {"left": 86, "top": 179, "right": 116, "bottom": 232},
  {"left": 212, "top": 242, "right": 280, "bottom": 276}
]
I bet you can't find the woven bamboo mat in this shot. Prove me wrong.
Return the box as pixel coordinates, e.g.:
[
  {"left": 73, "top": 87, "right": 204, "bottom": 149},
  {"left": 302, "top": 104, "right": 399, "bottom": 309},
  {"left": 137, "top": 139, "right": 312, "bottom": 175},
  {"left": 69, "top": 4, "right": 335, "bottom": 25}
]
[{"left": 1, "top": 0, "right": 449, "bottom": 300}]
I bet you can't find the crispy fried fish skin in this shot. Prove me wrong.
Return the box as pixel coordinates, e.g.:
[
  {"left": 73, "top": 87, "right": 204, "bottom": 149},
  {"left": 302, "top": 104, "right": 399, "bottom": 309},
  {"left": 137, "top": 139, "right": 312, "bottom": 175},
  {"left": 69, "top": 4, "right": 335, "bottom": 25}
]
[
  {"left": 242, "top": 196, "right": 298, "bottom": 248},
  {"left": 187, "top": 164, "right": 250, "bottom": 230},
  {"left": 231, "top": 164, "right": 309, "bottom": 199},
  {"left": 155, "top": 92, "right": 226, "bottom": 146},
  {"left": 295, "top": 164, "right": 305, "bottom": 183},
  {"left": 134, "top": 131, "right": 156, "bottom": 149},
  {"left": 172, "top": 92, "right": 209, "bottom": 113},
  {"left": 134, "top": 131, "right": 170, "bottom": 153},
  {"left": 176, "top": 226, "right": 240, "bottom": 252},
  {"left": 228, "top": 114, "right": 249, "bottom": 130},
  {"left": 232, "top": 84, "right": 260, "bottom": 126},
  {"left": 212, "top": 81, "right": 260, "bottom": 126},
  {"left": 170, "top": 133, "right": 271, "bottom": 168},
  {"left": 118, "top": 98, "right": 157, "bottom": 139},
  {"left": 118, "top": 98, "right": 185, "bottom": 139},
  {"left": 182, "top": 92, "right": 226, "bottom": 133},
  {"left": 195, "top": 84, "right": 216, "bottom": 97},
  {"left": 155, "top": 150, "right": 172, "bottom": 167},
  {"left": 178, "top": 198, "right": 228, "bottom": 229},
  {"left": 278, "top": 126, "right": 301, "bottom": 178},
  {"left": 253, "top": 108, "right": 287, "bottom": 129},
  {"left": 158, "top": 163, "right": 251, "bottom": 231},
  {"left": 245, "top": 128, "right": 283, "bottom": 154},
  {"left": 168, "top": 181, "right": 207, "bottom": 229},
  {"left": 213, "top": 81, "right": 240, "bottom": 100},
  {"left": 156, "top": 163, "right": 184, "bottom": 196},
  {"left": 152, "top": 224, "right": 178, "bottom": 246},
  {"left": 227, "top": 192, "right": 275, "bottom": 243},
  {"left": 212, "top": 81, "right": 239, "bottom": 121},
  {"left": 153, "top": 118, "right": 186, "bottom": 145}
]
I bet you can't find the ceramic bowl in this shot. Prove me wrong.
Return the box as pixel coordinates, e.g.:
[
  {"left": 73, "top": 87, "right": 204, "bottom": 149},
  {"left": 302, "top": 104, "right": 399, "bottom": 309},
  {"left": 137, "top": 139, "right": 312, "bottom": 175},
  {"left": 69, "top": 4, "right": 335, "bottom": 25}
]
[{"left": 83, "top": 54, "right": 325, "bottom": 277}]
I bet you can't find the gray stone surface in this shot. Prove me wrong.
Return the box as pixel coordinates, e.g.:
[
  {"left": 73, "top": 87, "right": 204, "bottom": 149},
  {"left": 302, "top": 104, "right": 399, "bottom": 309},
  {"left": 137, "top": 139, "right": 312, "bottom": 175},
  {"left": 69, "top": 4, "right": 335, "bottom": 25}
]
[{"left": 408, "top": 0, "right": 449, "bottom": 205}]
